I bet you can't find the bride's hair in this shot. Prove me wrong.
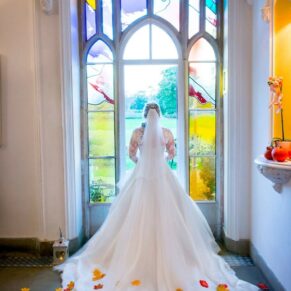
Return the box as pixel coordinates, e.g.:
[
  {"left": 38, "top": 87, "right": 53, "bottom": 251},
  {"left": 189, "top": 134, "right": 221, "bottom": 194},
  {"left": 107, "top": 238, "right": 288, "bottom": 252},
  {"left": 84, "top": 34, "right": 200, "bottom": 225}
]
[{"left": 143, "top": 102, "right": 161, "bottom": 118}]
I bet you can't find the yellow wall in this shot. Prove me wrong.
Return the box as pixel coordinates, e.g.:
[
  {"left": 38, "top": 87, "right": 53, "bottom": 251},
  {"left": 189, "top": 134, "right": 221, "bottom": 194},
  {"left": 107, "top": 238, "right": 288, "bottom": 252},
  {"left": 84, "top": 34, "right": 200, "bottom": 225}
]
[{"left": 273, "top": 0, "right": 291, "bottom": 140}]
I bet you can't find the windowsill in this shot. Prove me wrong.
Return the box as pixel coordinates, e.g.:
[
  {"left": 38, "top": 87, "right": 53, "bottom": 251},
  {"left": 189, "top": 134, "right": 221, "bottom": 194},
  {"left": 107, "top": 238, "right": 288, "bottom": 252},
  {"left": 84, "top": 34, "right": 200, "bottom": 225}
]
[{"left": 254, "top": 155, "right": 291, "bottom": 193}]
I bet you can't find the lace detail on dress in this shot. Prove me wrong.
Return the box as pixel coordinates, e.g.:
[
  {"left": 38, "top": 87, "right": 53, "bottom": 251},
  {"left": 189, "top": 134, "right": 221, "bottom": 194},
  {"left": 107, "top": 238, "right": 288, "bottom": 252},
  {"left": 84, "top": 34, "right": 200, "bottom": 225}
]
[{"left": 128, "top": 127, "right": 175, "bottom": 163}]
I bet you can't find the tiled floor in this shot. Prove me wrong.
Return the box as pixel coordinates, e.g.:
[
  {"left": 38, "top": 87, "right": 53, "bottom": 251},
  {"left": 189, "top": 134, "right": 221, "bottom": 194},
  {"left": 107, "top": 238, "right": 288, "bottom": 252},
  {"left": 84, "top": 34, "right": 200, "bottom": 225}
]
[{"left": 0, "top": 253, "right": 273, "bottom": 291}]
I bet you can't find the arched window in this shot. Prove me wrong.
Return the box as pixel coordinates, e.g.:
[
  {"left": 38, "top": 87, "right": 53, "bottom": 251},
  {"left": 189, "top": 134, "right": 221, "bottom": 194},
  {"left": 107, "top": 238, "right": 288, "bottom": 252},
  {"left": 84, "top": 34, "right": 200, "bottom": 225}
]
[{"left": 81, "top": 0, "right": 223, "bottom": 231}]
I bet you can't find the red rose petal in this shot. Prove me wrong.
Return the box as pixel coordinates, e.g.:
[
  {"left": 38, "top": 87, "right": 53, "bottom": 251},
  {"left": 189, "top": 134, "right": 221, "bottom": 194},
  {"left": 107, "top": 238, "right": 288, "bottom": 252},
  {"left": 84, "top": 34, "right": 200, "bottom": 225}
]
[
  {"left": 258, "top": 282, "right": 269, "bottom": 290},
  {"left": 199, "top": 280, "right": 209, "bottom": 288}
]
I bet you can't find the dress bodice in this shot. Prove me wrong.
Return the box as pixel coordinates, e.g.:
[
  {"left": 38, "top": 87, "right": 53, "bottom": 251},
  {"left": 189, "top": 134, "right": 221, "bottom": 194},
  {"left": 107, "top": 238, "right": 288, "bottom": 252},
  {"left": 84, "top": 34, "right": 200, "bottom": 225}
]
[{"left": 129, "top": 127, "right": 176, "bottom": 163}]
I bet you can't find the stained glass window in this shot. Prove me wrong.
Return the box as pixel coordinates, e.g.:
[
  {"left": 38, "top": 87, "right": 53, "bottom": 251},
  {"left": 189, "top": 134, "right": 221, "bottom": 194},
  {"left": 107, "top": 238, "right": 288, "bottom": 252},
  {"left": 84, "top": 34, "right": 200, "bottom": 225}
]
[
  {"left": 188, "top": 38, "right": 217, "bottom": 201},
  {"left": 85, "top": 1, "right": 96, "bottom": 40},
  {"left": 205, "top": 0, "right": 218, "bottom": 38},
  {"left": 87, "top": 41, "right": 115, "bottom": 203},
  {"left": 102, "top": 0, "right": 113, "bottom": 39},
  {"left": 81, "top": 0, "right": 222, "bottom": 204},
  {"left": 154, "top": 0, "right": 180, "bottom": 31},
  {"left": 189, "top": 0, "right": 200, "bottom": 38},
  {"left": 121, "top": 0, "right": 147, "bottom": 31}
]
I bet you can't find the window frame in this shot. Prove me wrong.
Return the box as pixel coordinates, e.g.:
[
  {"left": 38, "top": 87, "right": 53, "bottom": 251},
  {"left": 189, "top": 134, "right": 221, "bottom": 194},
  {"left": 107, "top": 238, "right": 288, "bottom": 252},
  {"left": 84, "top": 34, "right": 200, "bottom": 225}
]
[{"left": 79, "top": 0, "right": 224, "bottom": 211}]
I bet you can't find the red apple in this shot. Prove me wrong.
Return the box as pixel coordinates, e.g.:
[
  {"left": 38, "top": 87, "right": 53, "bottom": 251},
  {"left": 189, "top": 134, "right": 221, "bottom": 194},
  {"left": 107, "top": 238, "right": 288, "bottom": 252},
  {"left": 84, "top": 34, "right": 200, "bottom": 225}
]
[
  {"left": 271, "top": 147, "right": 288, "bottom": 162},
  {"left": 264, "top": 146, "right": 273, "bottom": 160}
]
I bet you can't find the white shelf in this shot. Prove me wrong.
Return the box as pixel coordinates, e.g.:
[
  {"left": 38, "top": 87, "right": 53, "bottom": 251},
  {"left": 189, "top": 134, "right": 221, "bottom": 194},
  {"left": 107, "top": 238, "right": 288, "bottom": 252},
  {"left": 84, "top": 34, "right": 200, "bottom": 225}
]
[{"left": 254, "top": 156, "right": 291, "bottom": 193}]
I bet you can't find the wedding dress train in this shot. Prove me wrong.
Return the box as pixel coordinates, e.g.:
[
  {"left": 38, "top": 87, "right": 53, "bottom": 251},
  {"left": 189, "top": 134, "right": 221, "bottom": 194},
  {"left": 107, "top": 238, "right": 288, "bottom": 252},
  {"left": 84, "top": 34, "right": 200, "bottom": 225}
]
[{"left": 56, "top": 109, "right": 258, "bottom": 291}]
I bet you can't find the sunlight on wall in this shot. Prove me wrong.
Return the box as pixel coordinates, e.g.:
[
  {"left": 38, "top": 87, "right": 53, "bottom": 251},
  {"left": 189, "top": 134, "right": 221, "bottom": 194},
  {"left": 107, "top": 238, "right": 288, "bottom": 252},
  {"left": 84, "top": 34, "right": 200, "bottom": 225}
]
[{"left": 273, "top": 0, "right": 291, "bottom": 139}]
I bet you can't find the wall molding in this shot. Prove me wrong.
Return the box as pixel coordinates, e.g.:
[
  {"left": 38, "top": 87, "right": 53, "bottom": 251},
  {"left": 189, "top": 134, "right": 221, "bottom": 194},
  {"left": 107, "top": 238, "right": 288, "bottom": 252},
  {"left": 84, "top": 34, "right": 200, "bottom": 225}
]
[
  {"left": 224, "top": 0, "right": 253, "bottom": 241},
  {"left": 32, "top": 0, "right": 47, "bottom": 239},
  {"left": 58, "top": 0, "right": 82, "bottom": 240}
]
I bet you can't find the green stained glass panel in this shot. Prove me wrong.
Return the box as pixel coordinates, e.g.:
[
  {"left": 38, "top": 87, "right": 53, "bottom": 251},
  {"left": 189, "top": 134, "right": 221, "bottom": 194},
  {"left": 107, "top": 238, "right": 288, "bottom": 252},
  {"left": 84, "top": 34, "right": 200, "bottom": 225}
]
[
  {"left": 89, "top": 158, "right": 116, "bottom": 203},
  {"left": 88, "top": 112, "right": 115, "bottom": 157},
  {"left": 189, "top": 111, "right": 216, "bottom": 156},
  {"left": 189, "top": 156, "right": 216, "bottom": 201}
]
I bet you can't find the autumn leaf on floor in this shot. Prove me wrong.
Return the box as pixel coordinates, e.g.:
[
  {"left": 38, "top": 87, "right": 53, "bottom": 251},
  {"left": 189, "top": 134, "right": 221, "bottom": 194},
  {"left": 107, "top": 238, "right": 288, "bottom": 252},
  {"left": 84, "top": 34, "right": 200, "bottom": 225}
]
[
  {"left": 64, "top": 281, "right": 74, "bottom": 290},
  {"left": 93, "top": 268, "right": 106, "bottom": 281},
  {"left": 258, "top": 282, "right": 269, "bottom": 290},
  {"left": 199, "top": 280, "right": 209, "bottom": 288},
  {"left": 94, "top": 283, "right": 104, "bottom": 289},
  {"left": 131, "top": 280, "right": 141, "bottom": 286},
  {"left": 21, "top": 288, "right": 30, "bottom": 291},
  {"left": 176, "top": 288, "right": 183, "bottom": 291},
  {"left": 217, "top": 284, "right": 229, "bottom": 291}
]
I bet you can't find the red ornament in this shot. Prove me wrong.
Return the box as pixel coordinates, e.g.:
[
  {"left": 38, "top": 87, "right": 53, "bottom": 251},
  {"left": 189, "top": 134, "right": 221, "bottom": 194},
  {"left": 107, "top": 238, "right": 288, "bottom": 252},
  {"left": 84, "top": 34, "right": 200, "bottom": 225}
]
[
  {"left": 257, "top": 282, "right": 269, "bottom": 290},
  {"left": 199, "top": 280, "right": 209, "bottom": 288},
  {"left": 264, "top": 146, "right": 273, "bottom": 160},
  {"left": 271, "top": 147, "right": 288, "bottom": 162}
]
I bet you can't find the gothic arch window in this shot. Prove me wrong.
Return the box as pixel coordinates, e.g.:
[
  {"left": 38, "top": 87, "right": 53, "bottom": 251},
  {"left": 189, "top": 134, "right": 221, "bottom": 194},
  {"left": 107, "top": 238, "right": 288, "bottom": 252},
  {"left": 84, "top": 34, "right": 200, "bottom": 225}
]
[{"left": 81, "top": 0, "right": 223, "bottom": 205}]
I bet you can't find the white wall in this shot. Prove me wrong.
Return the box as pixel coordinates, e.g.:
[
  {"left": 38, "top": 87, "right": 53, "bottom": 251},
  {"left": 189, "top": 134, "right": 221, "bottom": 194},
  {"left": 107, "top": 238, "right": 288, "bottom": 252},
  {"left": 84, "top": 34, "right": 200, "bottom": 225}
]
[
  {"left": 0, "top": 0, "right": 66, "bottom": 241},
  {"left": 251, "top": 0, "right": 291, "bottom": 289}
]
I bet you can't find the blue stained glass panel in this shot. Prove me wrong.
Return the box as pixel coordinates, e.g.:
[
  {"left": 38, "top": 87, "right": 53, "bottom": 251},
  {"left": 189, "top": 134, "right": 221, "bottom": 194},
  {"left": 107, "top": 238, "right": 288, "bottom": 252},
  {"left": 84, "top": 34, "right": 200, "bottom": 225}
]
[
  {"left": 121, "top": 0, "right": 147, "bottom": 31},
  {"left": 102, "top": 0, "right": 113, "bottom": 39},
  {"left": 86, "top": 3, "right": 96, "bottom": 40},
  {"left": 87, "top": 41, "right": 113, "bottom": 63}
]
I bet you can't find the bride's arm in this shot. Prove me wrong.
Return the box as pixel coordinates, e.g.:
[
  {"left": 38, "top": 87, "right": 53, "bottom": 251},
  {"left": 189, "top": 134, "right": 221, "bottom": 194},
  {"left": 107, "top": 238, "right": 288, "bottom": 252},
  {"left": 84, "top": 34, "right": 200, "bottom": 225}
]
[
  {"left": 129, "top": 129, "right": 139, "bottom": 163},
  {"left": 165, "top": 129, "right": 176, "bottom": 160}
]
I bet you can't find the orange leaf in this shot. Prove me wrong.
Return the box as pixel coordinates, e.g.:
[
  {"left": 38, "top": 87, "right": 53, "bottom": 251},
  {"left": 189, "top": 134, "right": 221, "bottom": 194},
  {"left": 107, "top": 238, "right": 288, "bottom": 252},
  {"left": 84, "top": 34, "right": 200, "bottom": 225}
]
[{"left": 131, "top": 280, "right": 141, "bottom": 286}]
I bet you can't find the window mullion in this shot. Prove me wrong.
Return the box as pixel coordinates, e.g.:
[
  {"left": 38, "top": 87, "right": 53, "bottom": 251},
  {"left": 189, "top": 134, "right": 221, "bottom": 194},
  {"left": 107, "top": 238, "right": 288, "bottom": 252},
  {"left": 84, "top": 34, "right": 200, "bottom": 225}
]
[
  {"left": 96, "top": 0, "right": 102, "bottom": 35},
  {"left": 200, "top": 0, "right": 206, "bottom": 33},
  {"left": 181, "top": 0, "right": 189, "bottom": 55},
  {"left": 148, "top": 0, "right": 153, "bottom": 16}
]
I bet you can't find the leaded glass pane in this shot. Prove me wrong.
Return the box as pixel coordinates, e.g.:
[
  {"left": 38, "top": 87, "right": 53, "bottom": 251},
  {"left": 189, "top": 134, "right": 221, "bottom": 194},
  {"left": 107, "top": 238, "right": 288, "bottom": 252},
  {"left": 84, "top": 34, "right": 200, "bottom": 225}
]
[
  {"left": 89, "top": 158, "right": 115, "bottom": 203},
  {"left": 102, "top": 0, "right": 113, "bottom": 39},
  {"left": 154, "top": 0, "right": 180, "bottom": 31},
  {"left": 152, "top": 25, "right": 178, "bottom": 59},
  {"left": 205, "top": 0, "right": 217, "bottom": 38},
  {"left": 188, "top": 38, "right": 216, "bottom": 61},
  {"left": 124, "top": 64, "right": 178, "bottom": 171},
  {"left": 86, "top": 2, "right": 96, "bottom": 40},
  {"left": 188, "top": 0, "right": 200, "bottom": 38},
  {"left": 189, "top": 62, "right": 216, "bottom": 109},
  {"left": 121, "top": 0, "right": 147, "bottom": 31},
  {"left": 189, "top": 156, "right": 215, "bottom": 201},
  {"left": 189, "top": 111, "right": 216, "bottom": 156},
  {"left": 87, "top": 41, "right": 113, "bottom": 64},
  {"left": 123, "top": 25, "right": 150, "bottom": 60},
  {"left": 87, "top": 64, "right": 114, "bottom": 110},
  {"left": 88, "top": 112, "right": 115, "bottom": 157}
]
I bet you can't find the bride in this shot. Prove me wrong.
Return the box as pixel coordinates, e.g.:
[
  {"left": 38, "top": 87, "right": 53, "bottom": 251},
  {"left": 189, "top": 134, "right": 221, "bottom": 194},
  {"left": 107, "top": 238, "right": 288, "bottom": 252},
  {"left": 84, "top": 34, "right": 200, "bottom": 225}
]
[{"left": 56, "top": 103, "right": 258, "bottom": 290}]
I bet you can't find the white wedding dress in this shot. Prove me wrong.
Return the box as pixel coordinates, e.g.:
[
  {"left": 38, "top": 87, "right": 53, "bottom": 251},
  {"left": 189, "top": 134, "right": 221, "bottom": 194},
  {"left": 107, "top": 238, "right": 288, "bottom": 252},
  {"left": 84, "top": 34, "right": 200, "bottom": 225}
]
[{"left": 56, "top": 109, "right": 258, "bottom": 291}]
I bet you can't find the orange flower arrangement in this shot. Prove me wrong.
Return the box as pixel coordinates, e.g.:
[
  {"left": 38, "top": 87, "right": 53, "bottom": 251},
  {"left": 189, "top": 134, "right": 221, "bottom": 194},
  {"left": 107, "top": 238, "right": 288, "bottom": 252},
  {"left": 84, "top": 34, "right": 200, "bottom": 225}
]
[{"left": 268, "top": 76, "right": 285, "bottom": 140}]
